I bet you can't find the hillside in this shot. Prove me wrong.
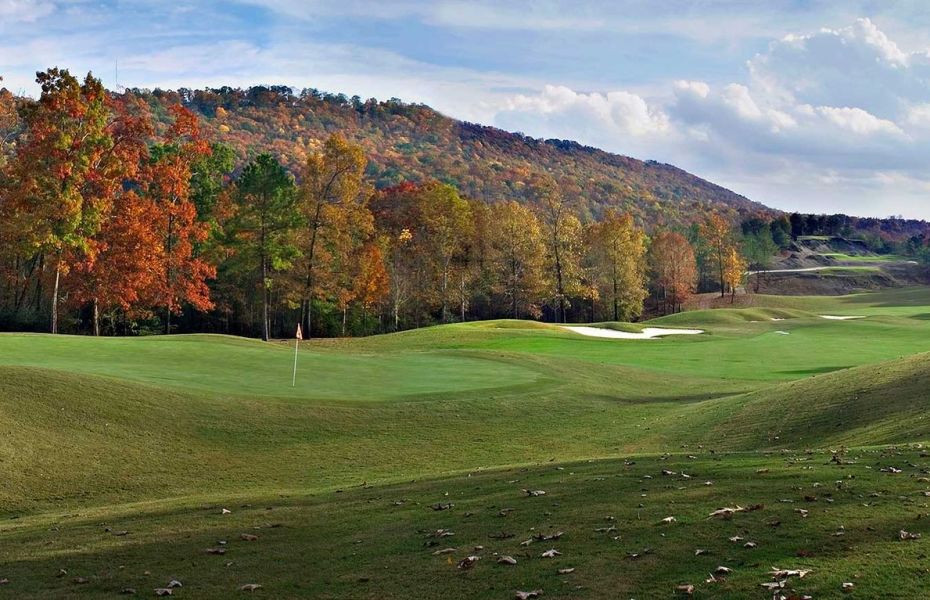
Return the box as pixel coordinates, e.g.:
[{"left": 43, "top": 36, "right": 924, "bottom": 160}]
[{"left": 134, "top": 86, "right": 772, "bottom": 227}]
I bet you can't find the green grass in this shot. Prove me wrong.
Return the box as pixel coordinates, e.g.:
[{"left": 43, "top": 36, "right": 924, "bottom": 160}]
[
  {"left": 4, "top": 286, "right": 930, "bottom": 598},
  {"left": 819, "top": 252, "right": 906, "bottom": 263}
]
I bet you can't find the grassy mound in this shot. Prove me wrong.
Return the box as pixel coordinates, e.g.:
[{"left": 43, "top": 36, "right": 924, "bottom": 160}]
[
  {"left": 648, "top": 307, "right": 811, "bottom": 326},
  {"left": 685, "top": 352, "right": 930, "bottom": 450}
]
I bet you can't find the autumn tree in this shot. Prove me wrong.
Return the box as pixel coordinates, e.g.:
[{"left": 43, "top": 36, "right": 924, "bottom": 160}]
[
  {"left": 297, "top": 134, "right": 367, "bottom": 336},
  {"left": 487, "top": 201, "right": 547, "bottom": 319},
  {"left": 723, "top": 247, "right": 748, "bottom": 302},
  {"left": 8, "top": 69, "right": 114, "bottom": 333},
  {"left": 648, "top": 231, "right": 697, "bottom": 314},
  {"left": 418, "top": 182, "right": 472, "bottom": 322},
  {"left": 700, "top": 213, "right": 738, "bottom": 297},
  {"left": 69, "top": 190, "right": 161, "bottom": 334},
  {"left": 227, "top": 153, "right": 299, "bottom": 341},
  {"left": 66, "top": 95, "right": 155, "bottom": 335},
  {"left": 464, "top": 199, "right": 495, "bottom": 319},
  {"left": 147, "top": 105, "right": 216, "bottom": 333},
  {"left": 532, "top": 176, "right": 582, "bottom": 322},
  {"left": 370, "top": 183, "right": 426, "bottom": 329},
  {"left": 346, "top": 241, "right": 390, "bottom": 335},
  {"left": 586, "top": 210, "right": 648, "bottom": 321}
]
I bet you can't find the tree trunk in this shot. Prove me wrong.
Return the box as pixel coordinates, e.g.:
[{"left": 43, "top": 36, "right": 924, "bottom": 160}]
[
  {"left": 510, "top": 246, "right": 518, "bottom": 318},
  {"left": 261, "top": 254, "right": 269, "bottom": 341},
  {"left": 460, "top": 273, "right": 466, "bottom": 322},
  {"left": 554, "top": 247, "right": 565, "bottom": 323},
  {"left": 718, "top": 250, "right": 725, "bottom": 298},
  {"left": 51, "top": 256, "right": 61, "bottom": 334},
  {"left": 440, "top": 264, "right": 449, "bottom": 323},
  {"left": 165, "top": 211, "right": 174, "bottom": 334},
  {"left": 303, "top": 203, "right": 324, "bottom": 339},
  {"left": 93, "top": 297, "right": 100, "bottom": 336},
  {"left": 612, "top": 267, "right": 619, "bottom": 321}
]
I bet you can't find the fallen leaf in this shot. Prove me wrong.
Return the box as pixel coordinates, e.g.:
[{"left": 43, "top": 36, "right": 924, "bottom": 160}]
[
  {"left": 167, "top": 580, "right": 183, "bottom": 589},
  {"left": 769, "top": 567, "right": 811, "bottom": 580},
  {"left": 240, "top": 583, "right": 262, "bottom": 592},
  {"left": 900, "top": 530, "right": 921, "bottom": 540},
  {"left": 660, "top": 516, "right": 676, "bottom": 524},
  {"left": 457, "top": 556, "right": 480, "bottom": 570},
  {"left": 523, "top": 489, "right": 546, "bottom": 497},
  {"left": 557, "top": 568, "right": 574, "bottom": 574},
  {"left": 221, "top": 508, "right": 232, "bottom": 515},
  {"left": 675, "top": 583, "right": 694, "bottom": 595},
  {"left": 432, "top": 548, "right": 457, "bottom": 555},
  {"left": 154, "top": 590, "right": 173, "bottom": 597},
  {"left": 240, "top": 534, "right": 259, "bottom": 542},
  {"left": 708, "top": 506, "right": 745, "bottom": 519},
  {"left": 429, "top": 529, "right": 454, "bottom": 538},
  {"left": 541, "top": 549, "right": 561, "bottom": 558},
  {"left": 498, "top": 556, "right": 517, "bottom": 565},
  {"left": 515, "top": 590, "right": 543, "bottom": 600},
  {"left": 206, "top": 548, "right": 227, "bottom": 555}
]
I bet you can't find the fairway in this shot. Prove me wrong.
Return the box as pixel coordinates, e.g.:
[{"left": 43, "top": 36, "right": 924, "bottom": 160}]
[{"left": 3, "top": 287, "right": 930, "bottom": 598}]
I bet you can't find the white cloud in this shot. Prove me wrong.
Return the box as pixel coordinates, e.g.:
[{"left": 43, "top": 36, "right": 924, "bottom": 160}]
[
  {"left": 488, "top": 17, "right": 930, "bottom": 218},
  {"left": 0, "top": 0, "right": 53, "bottom": 22},
  {"left": 500, "top": 85, "right": 668, "bottom": 136}
]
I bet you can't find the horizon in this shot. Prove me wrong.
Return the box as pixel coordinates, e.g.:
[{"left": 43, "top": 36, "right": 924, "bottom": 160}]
[{"left": 4, "top": 1, "right": 930, "bottom": 219}]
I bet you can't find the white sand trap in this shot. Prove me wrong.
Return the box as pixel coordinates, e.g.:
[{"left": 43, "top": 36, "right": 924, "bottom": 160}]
[
  {"left": 562, "top": 326, "right": 704, "bottom": 340},
  {"left": 820, "top": 315, "right": 866, "bottom": 320}
]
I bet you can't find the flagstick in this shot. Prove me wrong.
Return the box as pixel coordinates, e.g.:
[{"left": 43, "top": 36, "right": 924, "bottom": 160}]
[{"left": 292, "top": 336, "right": 300, "bottom": 387}]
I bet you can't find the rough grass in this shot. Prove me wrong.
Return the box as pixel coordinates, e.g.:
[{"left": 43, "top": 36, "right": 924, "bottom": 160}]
[{"left": 4, "top": 286, "right": 930, "bottom": 598}]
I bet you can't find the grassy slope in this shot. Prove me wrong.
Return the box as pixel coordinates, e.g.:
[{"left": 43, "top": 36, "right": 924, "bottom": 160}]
[{"left": 4, "top": 287, "right": 930, "bottom": 598}]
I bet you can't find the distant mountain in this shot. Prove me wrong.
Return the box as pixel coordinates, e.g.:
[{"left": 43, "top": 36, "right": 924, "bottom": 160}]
[{"left": 133, "top": 85, "right": 775, "bottom": 227}]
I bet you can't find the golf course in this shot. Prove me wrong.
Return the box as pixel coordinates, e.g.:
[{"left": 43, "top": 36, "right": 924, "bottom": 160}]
[{"left": 2, "top": 287, "right": 930, "bottom": 598}]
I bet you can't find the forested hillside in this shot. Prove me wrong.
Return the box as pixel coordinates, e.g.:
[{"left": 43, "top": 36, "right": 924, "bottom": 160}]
[
  {"left": 3, "top": 73, "right": 928, "bottom": 339},
  {"left": 133, "top": 86, "right": 770, "bottom": 228}
]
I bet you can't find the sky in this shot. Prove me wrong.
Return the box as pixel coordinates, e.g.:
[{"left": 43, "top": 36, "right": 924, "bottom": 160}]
[{"left": 4, "top": 1, "right": 930, "bottom": 218}]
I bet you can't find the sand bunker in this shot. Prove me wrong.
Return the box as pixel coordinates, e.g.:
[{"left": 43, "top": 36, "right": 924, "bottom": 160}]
[
  {"left": 562, "top": 326, "right": 704, "bottom": 340},
  {"left": 820, "top": 315, "right": 865, "bottom": 320}
]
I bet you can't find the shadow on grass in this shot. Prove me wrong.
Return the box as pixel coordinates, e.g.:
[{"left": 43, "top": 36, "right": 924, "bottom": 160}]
[{"left": 778, "top": 366, "right": 853, "bottom": 375}]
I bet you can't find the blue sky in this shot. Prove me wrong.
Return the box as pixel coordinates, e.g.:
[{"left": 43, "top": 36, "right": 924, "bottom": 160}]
[{"left": 4, "top": 1, "right": 930, "bottom": 218}]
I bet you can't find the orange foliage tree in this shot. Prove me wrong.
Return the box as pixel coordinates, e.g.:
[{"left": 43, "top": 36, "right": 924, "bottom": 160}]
[
  {"left": 648, "top": 231, "right": 697, "bottom": 314},
  {"left": 147, "top": 105, "right": 215, "bottom": 332}
]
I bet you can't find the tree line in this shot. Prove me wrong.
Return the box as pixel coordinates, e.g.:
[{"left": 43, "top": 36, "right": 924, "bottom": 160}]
[{"left": 1, "top": 70, "right": 756, "bottom": 338}]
